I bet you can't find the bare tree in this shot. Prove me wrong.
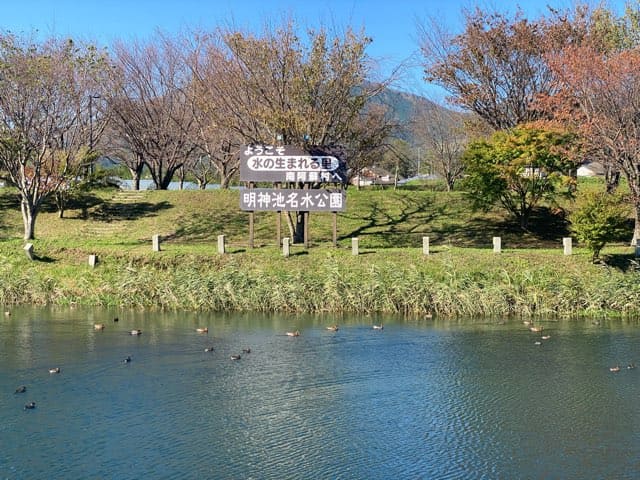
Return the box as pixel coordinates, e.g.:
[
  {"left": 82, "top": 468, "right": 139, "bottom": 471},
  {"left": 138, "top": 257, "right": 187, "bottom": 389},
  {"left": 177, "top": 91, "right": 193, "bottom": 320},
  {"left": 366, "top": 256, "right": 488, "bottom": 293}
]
[
  {"left": 181, "top": 32, "right": 243, "bottom": 189},
  {"left": 0, "top": 34, "right": 108, "bottom": 239},
  {"left": 411, "top": 103, "right": 469, "bottom": 190},
  {"left": 104, "top": 33, "right": 197, "bottom": 190},
  {"left": 418, "top": 6, "right": 591, "bottom": 131}
]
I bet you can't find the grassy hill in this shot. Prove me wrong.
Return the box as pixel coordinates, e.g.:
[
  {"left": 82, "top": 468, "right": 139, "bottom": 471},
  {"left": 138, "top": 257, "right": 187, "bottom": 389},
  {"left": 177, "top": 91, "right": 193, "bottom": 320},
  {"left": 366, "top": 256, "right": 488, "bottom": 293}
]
[
  {"left": 0, "top": 185, "right": 579, "bottom": 250},
  {"left": 0, "top": 184, "right": 638, "bottom": 318}
]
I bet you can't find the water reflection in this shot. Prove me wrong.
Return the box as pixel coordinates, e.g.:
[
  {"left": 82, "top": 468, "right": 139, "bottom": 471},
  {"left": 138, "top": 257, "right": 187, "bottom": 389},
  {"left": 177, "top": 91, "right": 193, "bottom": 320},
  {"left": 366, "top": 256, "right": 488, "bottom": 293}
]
[{"left": 1, "top": 308, "right": 640, "bottom": 479}]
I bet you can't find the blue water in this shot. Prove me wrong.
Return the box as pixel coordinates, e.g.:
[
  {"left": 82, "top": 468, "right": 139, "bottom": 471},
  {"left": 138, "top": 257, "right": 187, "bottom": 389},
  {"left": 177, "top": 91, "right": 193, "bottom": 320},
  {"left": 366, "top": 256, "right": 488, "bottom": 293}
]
[{"left": 1, "top": 308, "right": 640, "bottom": 479}]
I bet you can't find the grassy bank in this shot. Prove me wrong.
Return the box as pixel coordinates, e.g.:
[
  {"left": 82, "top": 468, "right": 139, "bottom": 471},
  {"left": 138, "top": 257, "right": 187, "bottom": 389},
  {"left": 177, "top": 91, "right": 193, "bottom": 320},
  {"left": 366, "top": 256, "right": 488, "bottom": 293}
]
[{"left": 0, "top": 185, "right": 637, "bottom": 318}]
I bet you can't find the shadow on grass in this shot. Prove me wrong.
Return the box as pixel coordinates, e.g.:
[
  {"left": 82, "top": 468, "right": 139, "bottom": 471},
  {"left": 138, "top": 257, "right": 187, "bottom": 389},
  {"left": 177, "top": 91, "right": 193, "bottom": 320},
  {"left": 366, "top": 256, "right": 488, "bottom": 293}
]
[
  {"left": 600, "top": 253, "right": 640, "bottom": 273},
  {"left": 0, "top": 189, "right": 20, "bottom": 234},
  {"left": 165, "top": 211, "right": 248, "bottom": 242},
  {"left": 288, "top": 250, "right": 309, "bottom": 257},
  {"left": 339, "top": 195, "right": 571, "bottom": 248},
  {"left": 339, "top": 194, "right": 447, "bottom": 246},
  {"left": 33, "top": 254, "right": 55, "bottom": 263},
  {"left": 90, "top": 200, "right": 174, "bottom": 222},
  {"left": 41, "top": 192, "right": 108, "bottom": 217}
]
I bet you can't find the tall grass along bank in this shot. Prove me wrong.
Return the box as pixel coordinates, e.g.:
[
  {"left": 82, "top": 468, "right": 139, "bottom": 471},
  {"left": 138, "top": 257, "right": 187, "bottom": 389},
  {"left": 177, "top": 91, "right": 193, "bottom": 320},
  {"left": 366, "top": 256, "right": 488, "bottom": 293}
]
[{"left": 0, "top": 241, "right": 638, "bottom": 319}]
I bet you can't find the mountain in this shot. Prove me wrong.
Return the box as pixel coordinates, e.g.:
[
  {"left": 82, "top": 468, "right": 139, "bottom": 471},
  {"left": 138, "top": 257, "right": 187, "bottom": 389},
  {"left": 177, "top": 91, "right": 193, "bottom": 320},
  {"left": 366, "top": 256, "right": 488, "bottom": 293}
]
[{"left": 370, "top": 86, "right": 463, "bottom": 144}]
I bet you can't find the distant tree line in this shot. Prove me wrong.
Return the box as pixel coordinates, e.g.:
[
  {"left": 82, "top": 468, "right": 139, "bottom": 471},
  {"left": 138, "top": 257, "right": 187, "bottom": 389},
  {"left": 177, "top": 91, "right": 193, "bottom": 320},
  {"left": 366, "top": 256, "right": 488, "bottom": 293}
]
[{"left": 0, "top": 21, "right": 399, "bottom": 240}]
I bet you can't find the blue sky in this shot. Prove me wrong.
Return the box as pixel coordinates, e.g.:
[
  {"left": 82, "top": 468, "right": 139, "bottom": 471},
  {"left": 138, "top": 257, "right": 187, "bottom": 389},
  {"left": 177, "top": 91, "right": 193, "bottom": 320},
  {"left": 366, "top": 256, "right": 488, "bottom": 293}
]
[{"left": 0, "top": 0, "right": 627, "bottom": 99}]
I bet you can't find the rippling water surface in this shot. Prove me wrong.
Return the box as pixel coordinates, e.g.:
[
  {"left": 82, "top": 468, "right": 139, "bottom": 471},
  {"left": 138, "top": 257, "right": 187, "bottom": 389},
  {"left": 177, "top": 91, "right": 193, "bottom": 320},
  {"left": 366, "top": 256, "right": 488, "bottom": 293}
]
[{"left": 1, "top": 308, "right": 640, "bottom": 479}]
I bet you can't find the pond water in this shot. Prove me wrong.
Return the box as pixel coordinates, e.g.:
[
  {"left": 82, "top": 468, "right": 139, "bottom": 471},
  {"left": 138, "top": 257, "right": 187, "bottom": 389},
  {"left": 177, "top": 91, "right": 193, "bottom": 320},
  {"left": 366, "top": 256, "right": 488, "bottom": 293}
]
[{"left": 1, "top": 308, "right": 640, "bottom": 479}]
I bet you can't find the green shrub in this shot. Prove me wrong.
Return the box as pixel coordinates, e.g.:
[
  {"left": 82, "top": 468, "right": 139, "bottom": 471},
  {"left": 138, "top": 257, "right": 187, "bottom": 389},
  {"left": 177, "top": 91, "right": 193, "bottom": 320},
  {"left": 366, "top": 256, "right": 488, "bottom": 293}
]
[{"left": 569, "top": 191, "right": 630, "bottom": 261}]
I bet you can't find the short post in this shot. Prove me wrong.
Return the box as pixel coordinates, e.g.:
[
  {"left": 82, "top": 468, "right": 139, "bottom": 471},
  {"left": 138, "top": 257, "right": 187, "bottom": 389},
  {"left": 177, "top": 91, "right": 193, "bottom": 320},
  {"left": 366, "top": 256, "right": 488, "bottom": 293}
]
[
  {"left": 422, "top": 236, "right": 430, "bottom": 256},
  {"left": 217, "top": 234, "right": 226, "bottom": 255},
  {"left": 563, "top": 237, "right": 572, "bottom": 256},
  {"left": 493, "top": 236, "right": 501, "bottom": 253},
  {"left": 152, "top": 234, "right": 161, "bottom": 252},
  {"left": 23, "top": 243, "right": 34, "bottom": 261},
  {"left": 636, "top": 242, "right": 640, "bottom": 258},
  {"left": 283, "top": 237, "right": 290, "bottom": 258},
  {"left": 88, "top": 254, "right": 98, "bottom": 268},
  {"left": 352, "top": 237, "right": 359, "bottom": 256}
]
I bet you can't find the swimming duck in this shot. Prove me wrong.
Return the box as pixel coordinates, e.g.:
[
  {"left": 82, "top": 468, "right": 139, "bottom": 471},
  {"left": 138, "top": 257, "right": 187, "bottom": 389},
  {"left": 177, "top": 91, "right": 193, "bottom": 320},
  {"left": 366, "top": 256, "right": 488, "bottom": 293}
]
[
  {"left": 196, "top": 327, "right": 208, "bottom": 334},
  {"left": 4, "top": 311, "right": 10, "bottom": 316},
  {"left": 373, "top": 324, "right": 384, "bottom": 330},
  {"left": 123, "top": 356, "right": 132, "bottom": 363},
  {"left": 286, "top": 330, "right": 300, "bottom": 337},
  {"left": 15, "top": 385, "right": 26, "bottom": 394},
  {"left": 242, "top": 347, "right": 251, "bottom": 354},
  {"left": 113, "top": 317, "right": 119, "bottom": 322},
  {"left": 204, "top": 346, "right": 214, "bottom": 352},
  {"left": 326, "top": 325, "right": 339, "bottom": 331},
  {"left": 628, "top": 363, "right": 636, "bottom": 369},
  {"left": 230, "top": 354, "right": 241, "bottom": 360},
  {"left": 24, "top": 402, "right": 36, "bottom": 410},
  {"left": 529, "top": 326, "right": 543, "bottom": 333},
  {"left": 130, "top": 329, "right": 142, "bottom": 335},
  {"left": 610, "top": 365, "right": 621, "bottom": 373},
  {"left": 49, "top": 367, "right": 61, "bottom": 374},
  {"left": 94, "top": 323, "right": 105, "bottom": 330}
]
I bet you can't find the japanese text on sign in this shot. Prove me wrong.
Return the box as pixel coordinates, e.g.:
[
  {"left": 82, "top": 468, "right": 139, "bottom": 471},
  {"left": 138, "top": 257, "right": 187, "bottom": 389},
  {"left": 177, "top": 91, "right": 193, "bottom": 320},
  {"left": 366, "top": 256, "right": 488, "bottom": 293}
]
[
  {"left": 240, "top": 188, "right": 346, "bottom": 212},
  {"left": 240, "top": 144, "right": 347, "bottom": 183}
]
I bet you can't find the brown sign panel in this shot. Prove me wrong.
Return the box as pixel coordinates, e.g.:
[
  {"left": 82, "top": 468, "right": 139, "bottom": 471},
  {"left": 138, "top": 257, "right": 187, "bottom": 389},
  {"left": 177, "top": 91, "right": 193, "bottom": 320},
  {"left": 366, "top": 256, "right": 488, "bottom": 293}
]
[
  {"left": 240, "top": 144, "right": 348, "bottom": 184},
  {"left": 240, "top": 188, "right": 346, "bottom": 212}
]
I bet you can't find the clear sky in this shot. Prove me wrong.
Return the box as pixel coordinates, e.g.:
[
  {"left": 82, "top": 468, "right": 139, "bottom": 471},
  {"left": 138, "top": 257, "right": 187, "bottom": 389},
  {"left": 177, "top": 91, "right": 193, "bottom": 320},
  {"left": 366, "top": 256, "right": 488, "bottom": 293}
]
[{"left": 0, "top": 0, "right": 627, "bottom": 100}]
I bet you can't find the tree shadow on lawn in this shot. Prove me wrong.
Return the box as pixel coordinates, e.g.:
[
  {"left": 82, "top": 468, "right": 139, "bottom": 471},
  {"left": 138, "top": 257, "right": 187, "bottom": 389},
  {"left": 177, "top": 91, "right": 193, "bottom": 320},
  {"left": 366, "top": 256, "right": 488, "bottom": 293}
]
[
  {"left": 89, "top": 200, "right": 174, "bottom": 221},
  {"left": 339, "top": 200, "right": 571, "bottom": 249},
  {"left": 0, "top": 190, "right": 20, "bottom": 234},
  {"left": 338, "top": 195, "right": 448, "bottom": 247},
  {"left": 599, "top": 253, "right": 640, "bottom": 273},
  {"left": 164, "top": 211, "right": 248, "bottom": 242},
  {"left": 40, "top": 192, "right": 108, "bottom": 218}
]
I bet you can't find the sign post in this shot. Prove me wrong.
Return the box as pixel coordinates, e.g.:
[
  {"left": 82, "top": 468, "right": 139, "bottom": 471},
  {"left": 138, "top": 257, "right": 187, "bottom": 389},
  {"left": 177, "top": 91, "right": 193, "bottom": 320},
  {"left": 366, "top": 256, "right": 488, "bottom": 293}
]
[{"left": 240, "top": 144, "right": 348, "bottom": 248}]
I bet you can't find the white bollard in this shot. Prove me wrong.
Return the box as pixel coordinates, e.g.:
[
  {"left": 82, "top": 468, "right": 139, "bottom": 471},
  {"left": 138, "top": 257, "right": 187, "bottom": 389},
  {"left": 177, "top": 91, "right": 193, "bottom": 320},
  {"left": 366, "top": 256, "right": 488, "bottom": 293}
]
[
  {"left": 422, "top": 236, "right": 430, "bottom": 256},
  {"left": 217, "top": 235, "right": 225, "bottom": 255},
  {"left": 352, "top": 237, "right": 359, "bottom": 256},
  {"left": 88, "top": 254, "right": 98, "bottom": 268},
  {"left": 493, "top": 236, "right": 501, "bottom": 253},
  {"left": 563, "top": 237, "right": 572, "bottom": 256},
  {"left": 283, "top": 237, "right": 290, "bottom": 257},
  {"left": 152, "top": 234, "right": 161, "bottom": 252}
]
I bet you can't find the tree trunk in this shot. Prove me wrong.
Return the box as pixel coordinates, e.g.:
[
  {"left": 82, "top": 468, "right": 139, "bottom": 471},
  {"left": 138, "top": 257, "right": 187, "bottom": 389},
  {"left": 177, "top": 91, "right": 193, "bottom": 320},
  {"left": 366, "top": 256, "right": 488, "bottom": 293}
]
[
  {"left": 293, "top": 212, "right": 305, "bottom": 244},
  {"left": 156, "top": 166, "right": 180, "bottom": 190},
  {"left": 446, "top": 176, "right": 454, "bottom": 192},
  {"left": 605, "top": 166, "right": 620, "bottom": 194},
  {"left": 220, "top": 174, "right": 232, "bottom": 189},
  {"left": 130, "top": 168, "right": 142, "bottom": 190},
  {"left": 632, "top": 201, "right": 640, "bottom": 246},
  {"left": 21, "top": 199, "right": 37, "bottom": 241}
]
